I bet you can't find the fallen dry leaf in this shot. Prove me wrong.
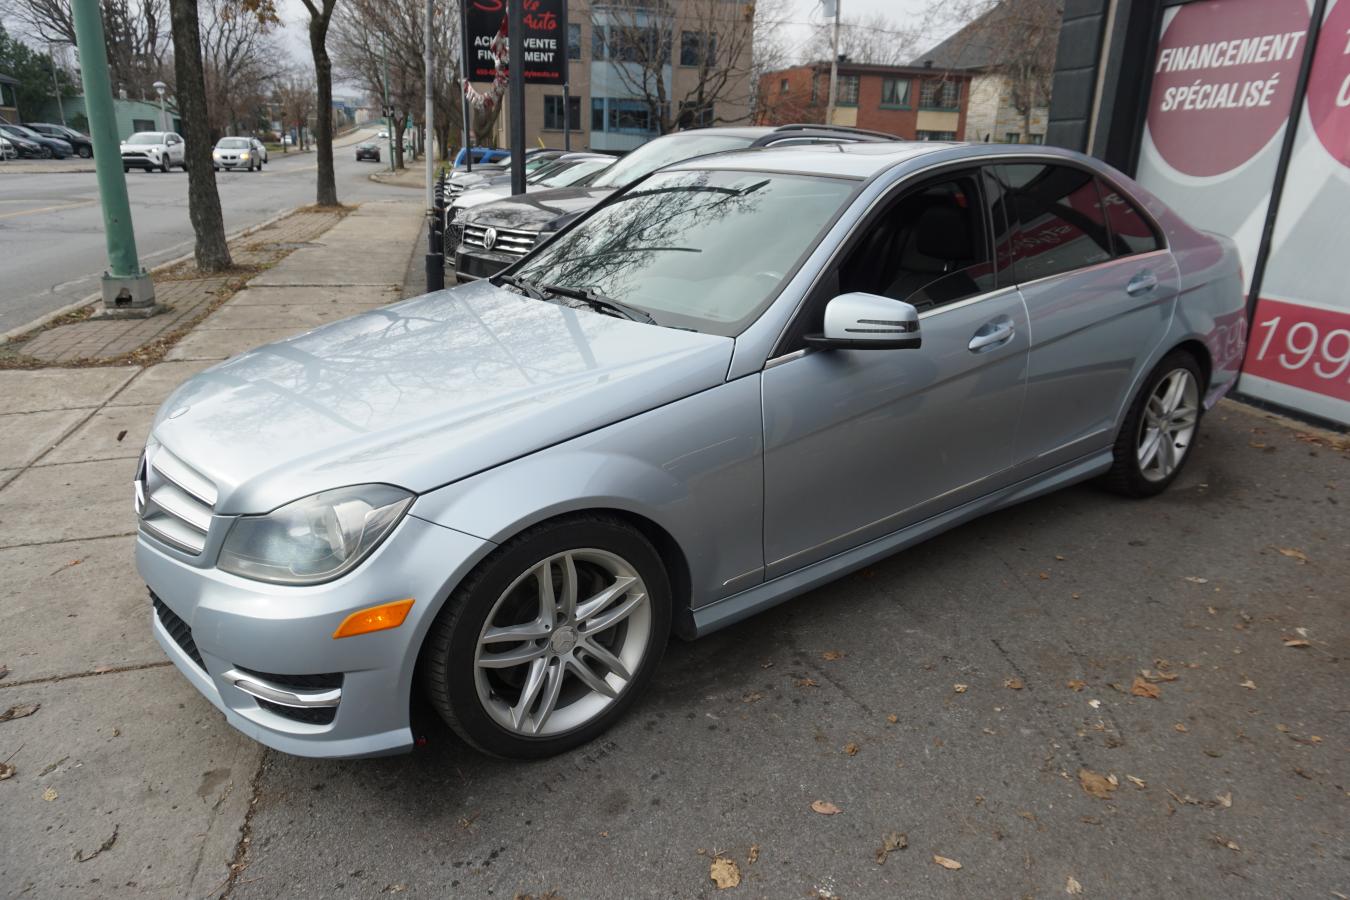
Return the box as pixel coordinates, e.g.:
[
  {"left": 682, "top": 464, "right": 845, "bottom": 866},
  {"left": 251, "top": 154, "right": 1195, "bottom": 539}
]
[
  {"left": 42, "top": 787, "right": 58, "bottom": 802},
  {"left": 810, "top": 800, "right": 842, "bottom": 816},
  {"left": 1239, "top": 678, "right": 1257, "bottom": 690},
  {"left": 843, "top": 742, "right": 859, "bottom": 757},
  {"left": 1078, "top": 768, "right": 1117, "bottom": 799},
  {"left": 1088, "top": 699, "right": 1101, "bottom": 709},
  {"left": 796, "top": 678, "right": 819, "bottom": 688},
  {"left": 747, "top": 844, "right": 759, "bottom": 865},
  {"left": 1071, "top": 592, "right": 1081, "bottom": 600},
  {"left": 0, "top": 704, "right": 40, "bottom": 723},
  {"left": 1066, "top": 875, "right": 1084, "bottom": 895},
  {"left": 932, "top": 855, "right": 962, "bottom": 870},
  {"left": 1282, "top": 637, "right": 1311, "bottom": 648},
  {"left": 1140, "top": 669, "right": 1179, "bottom": 683},
  {"left": 1067, "top": 680, "right": 1086, "bottom": 692},
  {"left": 886, "top": 714, "right": 898, "bottom": 724},
  {"left": 1130, "top": 677, "right": 1161, "bottom": 699},
  {"left": 74, "top": 825, "right": 118, "bottom": 863},
  {"left": 1174, "top": 723, "right": 1189, "bottom": 733},
  {"left": 0, "top": 762, "right": 14, "bottom": 780},
  {"left": 1184, "top": 576, "right": 1209, "bottom": 584},
  {"left": 1275, "top": 547, "right": 1309, "bottom": 563},
  {"left": 874, "top": 831, "right": 907, "bottom": 864},
  {"left": 1004, "top": 677, "right": 1025, "bottom": 690},
  {"left": 1216, "top": 791, "right": 1232, "bottom": 808},
  {"left": 821, "top": 650, "right": 843, "bottom": 661},
  {"left": 1039, "top": 572, "right": 1050, "bottom": 580},
  {"left": 0, "top": 664, "right": 8, "bottom": 680},
  {"left": 709, "top": 856, "right": 741, "bottom": 889},
  {"left": 953, "top": 683, "right": 969, "bottom": 694},
  {"left": 1214, "top": 835, "right": 1240, "bottom": 852},
  {"left": 1126, "top": 775, "right": 1147, "bottom": 789},
  {"left": 742, "top": 691, "right": 764, "bottom": 704}
]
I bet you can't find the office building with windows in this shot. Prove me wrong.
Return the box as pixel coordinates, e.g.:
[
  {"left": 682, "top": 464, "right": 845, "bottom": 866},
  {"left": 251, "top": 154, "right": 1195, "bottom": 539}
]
[{"left": 755, "top": 60, "right": 972, "bottom": 141}]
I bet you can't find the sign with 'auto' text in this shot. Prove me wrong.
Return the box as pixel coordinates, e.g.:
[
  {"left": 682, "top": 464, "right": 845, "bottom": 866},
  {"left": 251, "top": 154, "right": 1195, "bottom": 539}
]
[{"left": 465, "top": 0, "right": 568, "bottom": 85}]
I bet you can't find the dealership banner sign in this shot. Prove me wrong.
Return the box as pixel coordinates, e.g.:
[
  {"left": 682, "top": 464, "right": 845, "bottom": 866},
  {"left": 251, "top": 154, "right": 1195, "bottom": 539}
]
[
  {"left": 1137, "top": 0, "right": 1350, "bottom": 424},
  {"left": 465, "top": 0, "right": 567, "bottom": 85}
]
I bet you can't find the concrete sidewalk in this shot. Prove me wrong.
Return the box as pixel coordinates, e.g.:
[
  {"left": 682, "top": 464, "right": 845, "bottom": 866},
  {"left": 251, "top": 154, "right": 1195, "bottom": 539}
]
[{"left": 0, "top": 198, "right": 423, "bottom": 899}]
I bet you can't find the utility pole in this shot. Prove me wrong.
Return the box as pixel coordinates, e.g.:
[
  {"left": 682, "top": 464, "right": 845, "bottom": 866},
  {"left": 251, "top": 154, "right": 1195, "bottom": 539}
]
[
  {"left": 424, "top": 0, "right": 443, "bottom": 291},
  {"left": 49, "top": 44, "right": 67, "bottom": 126},
  {"left": 508, "top": 0, "right": 525, "bottom": 195},
  {"left": 824, "top": 0, "right": 840, "bottom": 126},
  {"left": 70, "top": 0, "right": 156, "bottom": 314}
]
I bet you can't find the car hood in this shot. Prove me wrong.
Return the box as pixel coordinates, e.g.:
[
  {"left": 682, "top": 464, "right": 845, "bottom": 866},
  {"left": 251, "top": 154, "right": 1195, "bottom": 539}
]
[
  {"left": 462, "top": 186, "right": 615, "bottom": 232},
  {"left": 151, "top": 280, "right": 734, "bottom": 514}
]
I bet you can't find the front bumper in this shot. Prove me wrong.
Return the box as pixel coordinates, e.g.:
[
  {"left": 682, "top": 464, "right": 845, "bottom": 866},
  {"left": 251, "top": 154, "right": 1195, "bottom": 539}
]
[{"left": 137, "top": 515, "right": 492, "bottom": 758}]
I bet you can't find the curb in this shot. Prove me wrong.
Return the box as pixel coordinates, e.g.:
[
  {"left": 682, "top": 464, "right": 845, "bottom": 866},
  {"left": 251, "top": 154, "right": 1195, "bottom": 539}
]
[{"left": 0, "top": 206, "right": 301, "bottom": 346}]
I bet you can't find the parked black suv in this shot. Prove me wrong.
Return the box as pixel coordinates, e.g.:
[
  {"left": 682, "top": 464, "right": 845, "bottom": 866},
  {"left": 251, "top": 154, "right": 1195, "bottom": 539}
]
[
  {"left": 451, "top": 124, "right": 900, "bottom": 282},
  {"left": 25, "top": 123, "right": 94, "bottom": 158}
]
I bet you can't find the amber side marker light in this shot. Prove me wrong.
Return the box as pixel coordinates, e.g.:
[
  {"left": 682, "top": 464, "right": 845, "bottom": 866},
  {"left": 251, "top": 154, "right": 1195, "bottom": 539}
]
[{"left": 332, "top": 598, "right": 415, "bottom": 639}]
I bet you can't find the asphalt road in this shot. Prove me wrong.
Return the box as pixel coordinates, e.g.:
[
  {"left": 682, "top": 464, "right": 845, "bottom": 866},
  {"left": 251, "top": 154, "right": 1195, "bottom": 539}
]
[{"left": 0, "top": 128, "right": 409, "bottom": 335}]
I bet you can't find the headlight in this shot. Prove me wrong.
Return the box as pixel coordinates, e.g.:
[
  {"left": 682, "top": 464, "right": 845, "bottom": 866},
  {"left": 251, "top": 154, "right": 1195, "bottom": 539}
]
[
  {"left": 240, "top": 151, "right": 250, "bottom": 159},
  {"left": 217, "top": 484, "right": 413, "bottom": 585}
]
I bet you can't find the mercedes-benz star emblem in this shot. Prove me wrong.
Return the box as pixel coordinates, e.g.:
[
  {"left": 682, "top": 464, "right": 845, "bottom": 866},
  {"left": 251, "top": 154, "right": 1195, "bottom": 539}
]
[{"left": 483, "top": 226, "right": 498, "bottom": 251}]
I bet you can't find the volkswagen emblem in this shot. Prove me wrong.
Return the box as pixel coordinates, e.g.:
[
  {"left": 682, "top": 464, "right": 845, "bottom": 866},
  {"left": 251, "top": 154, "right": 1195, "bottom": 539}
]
[{"left": 483, "top": 226, "right": 498, "bottom": 251}]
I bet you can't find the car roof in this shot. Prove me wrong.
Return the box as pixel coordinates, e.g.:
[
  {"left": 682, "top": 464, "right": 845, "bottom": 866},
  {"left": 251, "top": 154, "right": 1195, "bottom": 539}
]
[{"left": 663, "top": 140, "right": 1110, "bottom": 181}]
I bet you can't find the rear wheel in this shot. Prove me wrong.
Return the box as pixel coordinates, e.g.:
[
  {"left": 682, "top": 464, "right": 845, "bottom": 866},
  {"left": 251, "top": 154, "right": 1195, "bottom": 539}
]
[
  {"left": 1104, "top": 349, "right": 1204, "bottom": 497},
  {"left": 40, "top": 146, "right": 52, "bottom": 159},
  {"left": 421, "top": 514, "right": 671, "bottom": 758}
]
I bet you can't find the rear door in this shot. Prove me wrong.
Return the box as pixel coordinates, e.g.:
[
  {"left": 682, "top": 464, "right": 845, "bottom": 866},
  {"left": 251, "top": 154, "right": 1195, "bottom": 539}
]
[{"left": 992, "top": 163, "right": 1178, "bottom": 472}]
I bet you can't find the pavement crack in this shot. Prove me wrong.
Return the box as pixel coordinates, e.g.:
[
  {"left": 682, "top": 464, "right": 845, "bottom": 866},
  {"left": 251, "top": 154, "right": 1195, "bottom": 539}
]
[
  {"left": 0, "top": 660, "right": 171, "bottom": 690},
  {"left": 0, "top": 532, "right": 138, "bottom": 552},
  {"left": 217, "top": 749, "right": 267, "bottom": 899}
]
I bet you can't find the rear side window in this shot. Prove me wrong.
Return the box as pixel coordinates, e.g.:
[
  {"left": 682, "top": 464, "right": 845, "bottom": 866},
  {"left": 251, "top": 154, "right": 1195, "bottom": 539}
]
[
  {"left": 996, "top": 163, "right": 1113, "bottom": 283},
  {"left": 1098, "top": 180, "right": 1163, "bottom": 256}
]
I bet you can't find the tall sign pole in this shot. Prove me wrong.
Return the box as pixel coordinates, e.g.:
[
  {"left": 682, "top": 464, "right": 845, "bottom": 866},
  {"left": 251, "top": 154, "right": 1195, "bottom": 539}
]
[
  {"left": 424, "top": 0, "right": 443, "bottom": 291},
  {"left": 508, "top": 0, "right": 525, "bottom": 195},
  {"left": 561, "top": 2, "right": 570, "bottom": 151},
  {"left": 70, "top": 0, "right": 156, "bottom": 313},
  {"left": 460, "top": 0, "right": 473, "bottom": 171}
]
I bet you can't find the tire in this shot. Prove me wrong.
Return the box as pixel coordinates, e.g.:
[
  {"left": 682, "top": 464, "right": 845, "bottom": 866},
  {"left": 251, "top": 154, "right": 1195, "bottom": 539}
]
[
  {"left": 40, "top": 147, "right": 52, "bottom": 159},
  {"left": 1104, "top": 349, "right": 1205, "bottom": 497},
  {"left": 421, "top": 513, "right": 672, "bottom": 759},
  {"left": 159, "top": 157, "right": 169, "bottom": 173},
  {"left": 78, "top": 146, "right": 92, "bottom": 159}
]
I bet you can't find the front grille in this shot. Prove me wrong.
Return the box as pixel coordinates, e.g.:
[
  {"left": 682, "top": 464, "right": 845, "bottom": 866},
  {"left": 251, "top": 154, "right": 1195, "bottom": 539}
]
[
  {"left": 444, "top": 222, "right": 464, "bottom": 255},
  {"left": 255, "top": 699, "right": 337, "bottom": 725},
  {"left": 462, "top": 223, "right": 536, "bottom": 256},
  {"left": 151, "top": 592, "right": 205, "bottom": 670},
  {"left": 136, "top": 444, "right": 217, "bottom": 555}
]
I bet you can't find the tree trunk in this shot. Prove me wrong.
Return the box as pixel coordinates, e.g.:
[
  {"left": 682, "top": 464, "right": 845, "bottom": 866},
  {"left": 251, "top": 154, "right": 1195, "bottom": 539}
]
[
  {"left": 310, "top": 12, "right": 338, "bottom": 206},
  {"left": 168, "top": 0, "right": 232, "bottom": 271}
]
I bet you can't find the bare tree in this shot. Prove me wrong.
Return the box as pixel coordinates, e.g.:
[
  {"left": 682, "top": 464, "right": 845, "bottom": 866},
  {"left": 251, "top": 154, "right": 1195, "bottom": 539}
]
[
  {"left": 168, "top": 0, "right": 230, "bottom": 270},
  {"left": 594, "top": 0, "right": 757, "bottom": 135},
  {"left": 4, "top": 0, "right": 172, "bottom": 96},
  {"left": 298, "top": 0, "right": 339, "bottom": 205},
  {"left": 199, "top": 0, "right": 279, "bottom": 136},
  {"left": 274, "top": 69, "right": 316, "bottom": 150},
  {"left": 804, "top": 10, "right": 928, "bottom": 67}
]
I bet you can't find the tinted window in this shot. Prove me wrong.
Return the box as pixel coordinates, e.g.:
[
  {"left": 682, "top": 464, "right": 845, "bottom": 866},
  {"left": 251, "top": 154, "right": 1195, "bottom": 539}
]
[
  {"left": 998, "top": 164, "right": 1112, "bottom": 282},
  {"left": 515, "top": 170, "right": 856, "bottom": 336},
  {"left": 1098, "top": 179, "right": 1163, "bottom": 256}
]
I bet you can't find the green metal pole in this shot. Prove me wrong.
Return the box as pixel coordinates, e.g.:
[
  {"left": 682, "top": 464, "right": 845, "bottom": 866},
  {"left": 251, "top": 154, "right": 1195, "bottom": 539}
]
[{"left": 70, "top": 0, "right": 153, "bottom": 309}]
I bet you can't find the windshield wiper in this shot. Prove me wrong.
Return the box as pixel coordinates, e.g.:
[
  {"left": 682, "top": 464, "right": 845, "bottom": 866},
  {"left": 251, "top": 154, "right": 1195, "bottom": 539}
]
[
  {"left": 541, "top": 283, "right": 657, "bottom": 324},
  {"left": 496, "top": 273, "right": 549, "bottom": 301}
]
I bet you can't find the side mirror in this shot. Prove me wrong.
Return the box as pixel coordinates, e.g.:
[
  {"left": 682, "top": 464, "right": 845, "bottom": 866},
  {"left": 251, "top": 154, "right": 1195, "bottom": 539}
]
[{"left": 804, "top": 292, "right": 922, "bottom": 350}]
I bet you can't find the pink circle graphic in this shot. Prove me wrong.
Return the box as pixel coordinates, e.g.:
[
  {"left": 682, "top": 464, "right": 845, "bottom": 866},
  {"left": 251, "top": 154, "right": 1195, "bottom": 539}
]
[
  {"left": 1147, "top": 0, "right": 1310, "bottom": 177},
  {"left": 1306, "top": 0, "right": 1350, "bottom": 168}
]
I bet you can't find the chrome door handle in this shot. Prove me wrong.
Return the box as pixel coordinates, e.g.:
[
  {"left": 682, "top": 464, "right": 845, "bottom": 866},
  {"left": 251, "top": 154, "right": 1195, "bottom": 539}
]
[
  {"left": 1126, "top": 272, "right": 1158, "bottom": 296},
  {"left": 969, "top": 320, "right": 1015, "bottom": 352}
]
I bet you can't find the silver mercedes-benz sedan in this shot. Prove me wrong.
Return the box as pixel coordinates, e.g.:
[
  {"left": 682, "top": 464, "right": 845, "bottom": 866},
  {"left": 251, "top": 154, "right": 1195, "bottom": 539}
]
[{"left": 136, "top": 142, "right": 1246, "bottom": 759}]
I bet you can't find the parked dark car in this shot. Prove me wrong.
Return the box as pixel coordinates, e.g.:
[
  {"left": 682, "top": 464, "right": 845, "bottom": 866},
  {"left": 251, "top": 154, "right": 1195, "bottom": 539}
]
[
  {"left": 452, "top": 125, "right": 900, "bottom": 282},
  {"left": 0, "top": 123, "right": 72, "bottom": 159},
  {"left": 355, "top": 141, "right": 381, "bottom": 162},
  {"left": 25, "top": 123, "right": 94, "bottom": 158},
  {"left": 0, "top": 127, "right": 44, "bottom": 158}
]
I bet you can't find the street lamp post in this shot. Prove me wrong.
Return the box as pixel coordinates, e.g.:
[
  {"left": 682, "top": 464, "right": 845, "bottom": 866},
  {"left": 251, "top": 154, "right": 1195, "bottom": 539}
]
[
  {"left": 153, "top": 80, "right": 168, "bottom": 131},
  {"left": 71, "top": 0, "right": 156, "bottom": 314}
]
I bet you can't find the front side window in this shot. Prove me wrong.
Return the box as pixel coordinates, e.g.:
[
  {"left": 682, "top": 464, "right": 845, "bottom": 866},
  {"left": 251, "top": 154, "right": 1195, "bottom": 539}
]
[
  {"left": 880, "top": 78, "right": 910, "bottom": 108},
  {"left": 589, "top": 132, "right": 751, "bottom": 189},
  {"left": 836, "top": 75, "right": 860, "bottom": 106},
  {"left": 514, "top": 169, "right": 857, "bottom": 336},
  {"left": 997, "top": 163, "right": 1113, "bottom": 283},
  {"left": 1098, "top": 180, "right": 1163, "bottom": 257}
]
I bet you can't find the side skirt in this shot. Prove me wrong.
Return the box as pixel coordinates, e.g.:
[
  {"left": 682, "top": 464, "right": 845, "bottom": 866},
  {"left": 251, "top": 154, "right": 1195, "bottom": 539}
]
[{"left": 690, "top": 449, "right": 1113, "bottom": 638}]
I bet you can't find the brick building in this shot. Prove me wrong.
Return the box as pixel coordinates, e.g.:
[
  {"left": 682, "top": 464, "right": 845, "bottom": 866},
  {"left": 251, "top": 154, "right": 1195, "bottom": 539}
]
[{"left": 756, "top": 60, "right": 971, "bottom": 141}]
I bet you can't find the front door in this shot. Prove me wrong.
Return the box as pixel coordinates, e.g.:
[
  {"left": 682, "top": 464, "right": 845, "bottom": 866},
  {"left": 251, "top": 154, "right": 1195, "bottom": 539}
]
[
  {"left": 992, "top": 163, "right": 1179, "bottom": 470},
  {"left": 761, "top": 170, "right": 1029, "bottom": 579}
]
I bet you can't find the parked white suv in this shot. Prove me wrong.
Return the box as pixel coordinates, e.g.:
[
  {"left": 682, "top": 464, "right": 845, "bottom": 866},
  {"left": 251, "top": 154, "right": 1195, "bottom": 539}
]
[{"left": 121, "top": 131, "right": 186, "bottom": 173}]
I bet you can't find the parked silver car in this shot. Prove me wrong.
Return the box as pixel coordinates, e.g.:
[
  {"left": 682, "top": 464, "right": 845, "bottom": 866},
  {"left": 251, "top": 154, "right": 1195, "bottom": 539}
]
[{"left": 136, "top": 142, "right": 1245, "bottom": 759}]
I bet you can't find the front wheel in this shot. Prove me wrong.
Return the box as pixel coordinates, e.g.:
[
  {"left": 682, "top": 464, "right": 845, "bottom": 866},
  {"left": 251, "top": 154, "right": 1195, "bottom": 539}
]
[
  {"left": 159, "top": 158, "right": 169, "bottom": 173},
  {"left": 40, "top": 147, "right": 52, "bottom": 159},
  {"left": 78, "top": 146, "right": 92, "bottom": 159},
  {"left": 1104, "top": 349, "right": 1205, "bottom": 497},
  {"left": 421, "top": 515, "right": 671, "bottom": 759}
]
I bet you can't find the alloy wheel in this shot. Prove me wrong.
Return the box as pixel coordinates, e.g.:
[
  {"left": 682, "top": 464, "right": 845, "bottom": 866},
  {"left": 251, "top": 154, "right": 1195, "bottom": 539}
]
[
  {"left": 1136, "top": 368, "right": 1199, "bottom": 482},
  {"left": 473, "top": 548, "right": 651, "bottom": 737}
]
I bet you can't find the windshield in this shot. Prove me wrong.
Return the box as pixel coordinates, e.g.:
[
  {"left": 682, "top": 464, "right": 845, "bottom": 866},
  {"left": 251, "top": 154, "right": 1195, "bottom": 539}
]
[
  {"left": 513, "top": 169, "right": 856, "bottom": 336},
  {"left": 589, "top": 134, "right": 755, "bottom": 189},
  {"left": 540, "top": 159, "right": 612, "bottom": 187},
  {"left": 127, "top": 132, "right": 165, "bottom": 145},
  {"left": 216, "top": 138, "right": 250, "bottom": 149},
  {"left": 4, "top": 125, "right": 41, "bottom": 138}
]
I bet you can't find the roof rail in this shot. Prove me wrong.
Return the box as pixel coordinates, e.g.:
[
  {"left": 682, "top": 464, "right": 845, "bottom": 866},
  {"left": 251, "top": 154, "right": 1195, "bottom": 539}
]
[{"left": 771, "top": 123, "right": 900, "bottom": 141}]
